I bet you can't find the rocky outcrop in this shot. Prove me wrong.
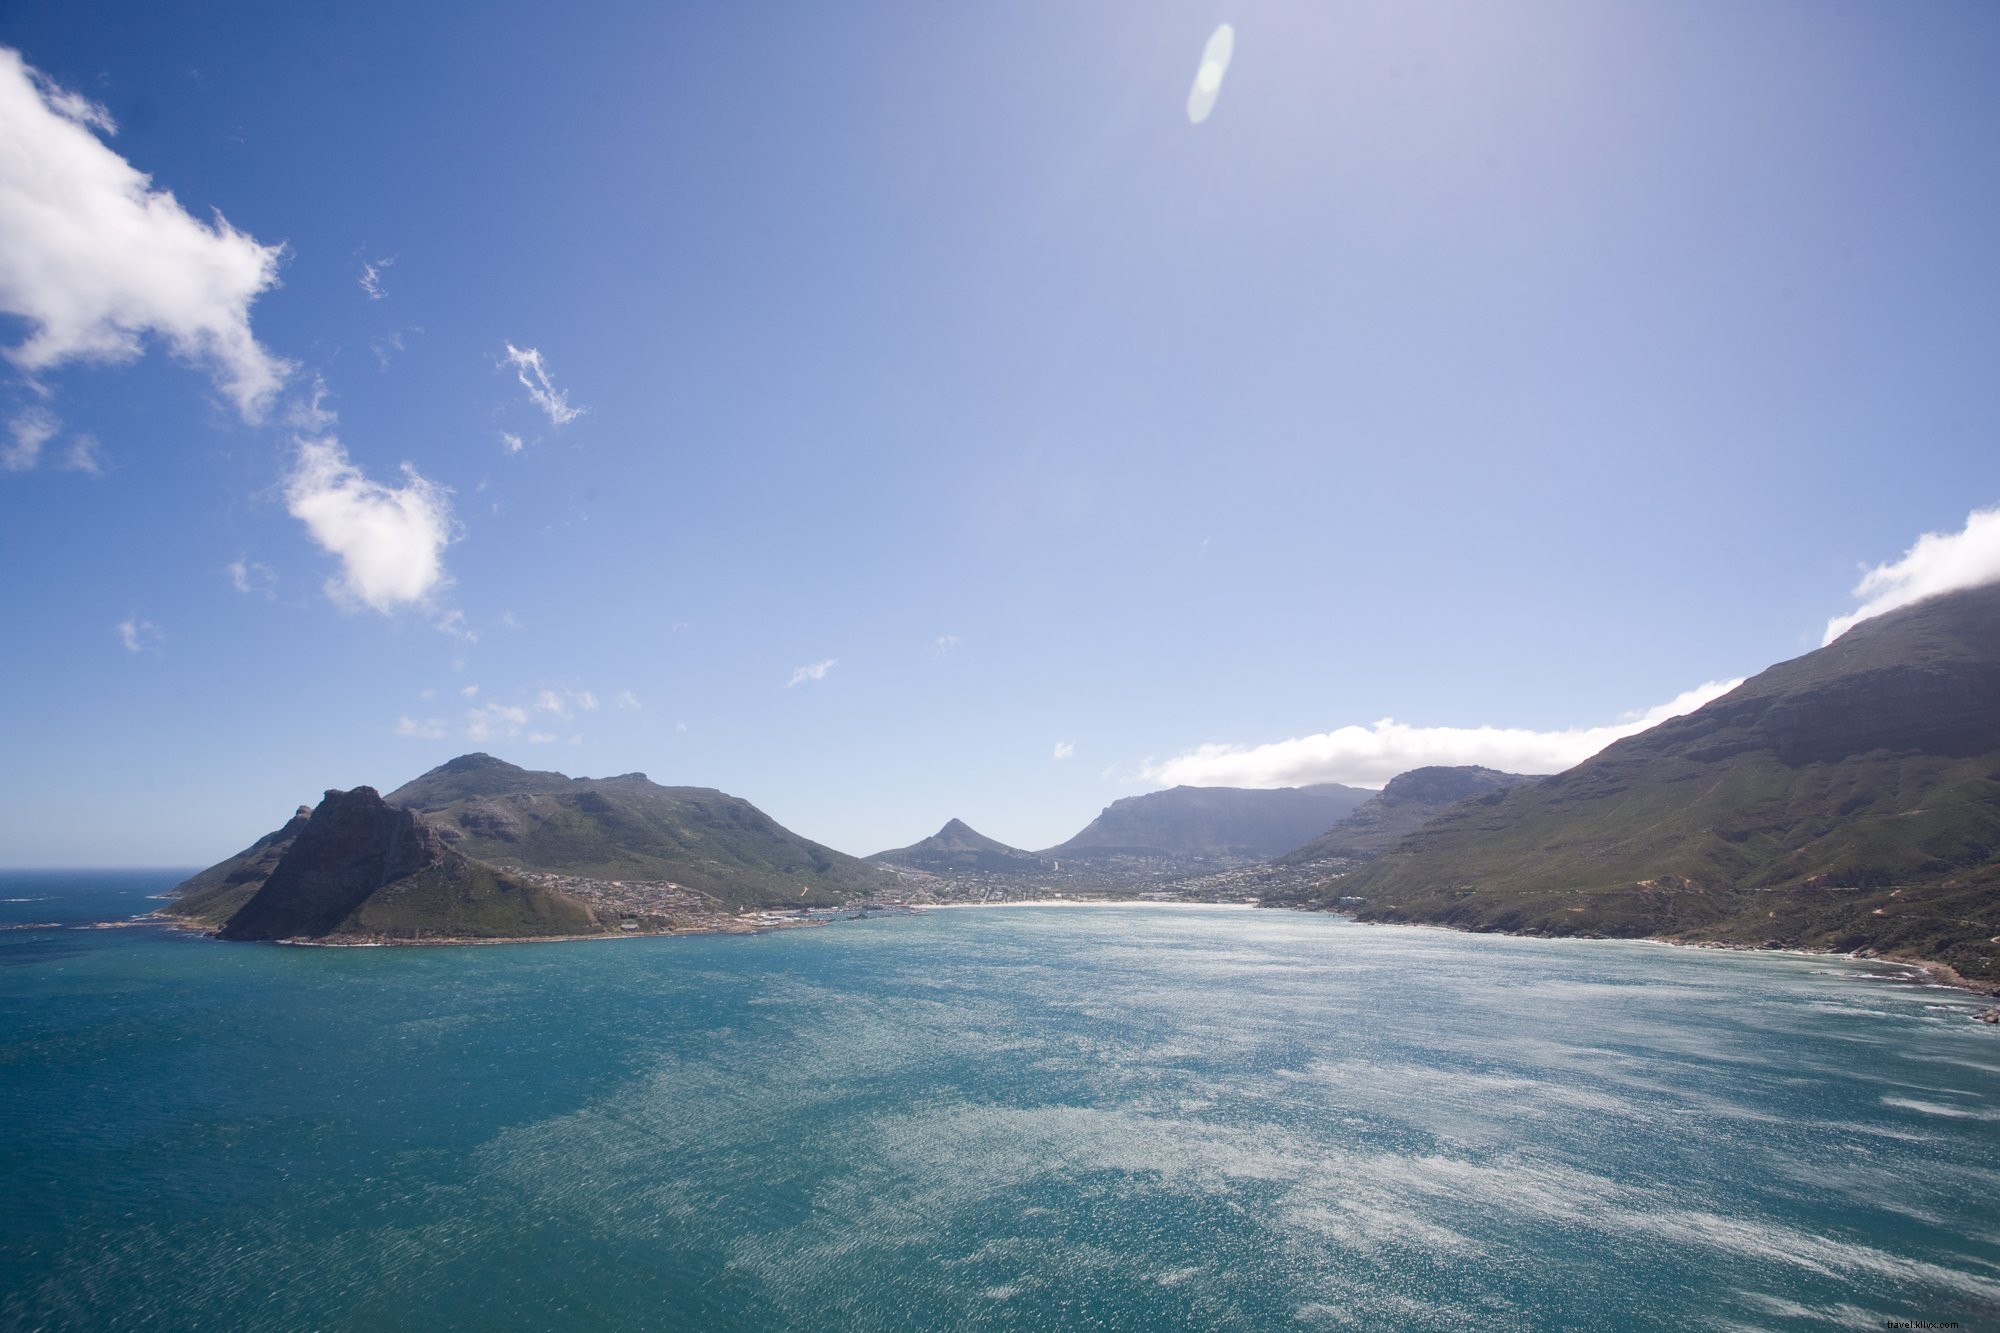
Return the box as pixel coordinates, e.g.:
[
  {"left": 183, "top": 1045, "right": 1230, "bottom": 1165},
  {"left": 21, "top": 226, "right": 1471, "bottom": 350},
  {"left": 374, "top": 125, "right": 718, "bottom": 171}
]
[{"left": 219, "top": 788, "right": 449, "bottom": 940}]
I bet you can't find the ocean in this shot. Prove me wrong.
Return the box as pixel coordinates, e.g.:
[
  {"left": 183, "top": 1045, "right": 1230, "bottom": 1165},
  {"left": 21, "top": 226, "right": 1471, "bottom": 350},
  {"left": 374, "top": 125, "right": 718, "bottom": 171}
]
[{"left": 2, "top": 872, "right": 1996, "bottom": 1330}]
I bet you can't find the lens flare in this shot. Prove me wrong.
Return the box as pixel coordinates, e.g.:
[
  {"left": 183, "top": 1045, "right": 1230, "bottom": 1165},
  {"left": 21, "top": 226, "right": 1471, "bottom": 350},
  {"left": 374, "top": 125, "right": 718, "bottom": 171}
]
[{"left": 1186, "top": 23, "right": 1235, "bottom": 125}]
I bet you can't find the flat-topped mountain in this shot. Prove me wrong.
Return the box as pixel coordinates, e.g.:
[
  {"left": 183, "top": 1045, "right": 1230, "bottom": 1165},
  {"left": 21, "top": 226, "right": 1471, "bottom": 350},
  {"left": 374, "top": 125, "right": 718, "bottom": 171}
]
[
  {"left": 1324, "top": 584, "right": 2000, "bottom": 988},
  {"left": 1278, "top": 766, "right": 1542, "bottom": 864},
  {"left": 1042, "top": 783, "right": 1372, "bottom": 865},
  {"left": 869, "top": 819, "right": 1045, "bottom": 873},
  {"left": 168, "top": 755, "right": 896, "bottom": 939}
]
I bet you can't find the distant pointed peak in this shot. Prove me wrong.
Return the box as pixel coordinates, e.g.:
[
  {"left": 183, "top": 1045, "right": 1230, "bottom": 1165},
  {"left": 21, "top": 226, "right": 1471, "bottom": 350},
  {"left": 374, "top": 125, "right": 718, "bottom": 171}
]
[{"left": 939, "top": 817, "right": 976, "bottom": 836}]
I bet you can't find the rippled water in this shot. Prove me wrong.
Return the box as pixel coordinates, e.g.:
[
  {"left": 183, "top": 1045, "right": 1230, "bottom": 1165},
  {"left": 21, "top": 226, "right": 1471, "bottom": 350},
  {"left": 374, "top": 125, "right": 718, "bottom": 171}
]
[{"left": 3, "top": 875, "right": 1997, "bottom": 1330}]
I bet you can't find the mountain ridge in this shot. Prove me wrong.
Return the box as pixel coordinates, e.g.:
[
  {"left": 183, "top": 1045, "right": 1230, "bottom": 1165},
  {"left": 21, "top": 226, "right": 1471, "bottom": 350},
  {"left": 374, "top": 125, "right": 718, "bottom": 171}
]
[
  {"left": 1040, "top": 783, "right": 1374, "bottom": 865},
  {"left": 1320, "top": 583, "right": 2000, "bottom": 989}
]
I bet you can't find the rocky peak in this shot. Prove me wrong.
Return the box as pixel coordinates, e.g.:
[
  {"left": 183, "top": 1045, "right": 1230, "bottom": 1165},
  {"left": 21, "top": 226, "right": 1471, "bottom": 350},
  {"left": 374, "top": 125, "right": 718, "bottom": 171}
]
[{"left": 219, "top": 786, "right": 449, "bottom": 940}]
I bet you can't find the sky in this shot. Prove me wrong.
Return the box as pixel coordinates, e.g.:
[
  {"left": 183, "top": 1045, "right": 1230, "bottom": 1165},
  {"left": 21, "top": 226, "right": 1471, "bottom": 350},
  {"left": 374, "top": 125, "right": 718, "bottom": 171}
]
[{"left": 2, "top": 0, "right": 1997, "bottom": 866}]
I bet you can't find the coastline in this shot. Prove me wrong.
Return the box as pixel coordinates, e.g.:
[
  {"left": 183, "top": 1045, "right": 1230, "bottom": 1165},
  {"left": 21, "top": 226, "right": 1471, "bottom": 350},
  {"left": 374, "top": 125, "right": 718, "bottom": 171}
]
[
  {"left": 1317, "top": 909, "right": 2000, "bottom": 999},
  {"left": 119, "top": 899, "right": 2000, "bottom": 1004}
]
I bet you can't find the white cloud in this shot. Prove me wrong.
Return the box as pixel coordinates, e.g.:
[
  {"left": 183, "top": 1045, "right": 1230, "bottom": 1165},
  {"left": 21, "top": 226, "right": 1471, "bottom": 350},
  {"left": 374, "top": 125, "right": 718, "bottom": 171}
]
[
  {"left": 1053, "top": 740, "right": 1076, "bottom": 761},
  {"left": 394, "top": 715, "right": 446, "bottom": 740},
  {"left": 1140, "top": 679, "right": 1743, "bottom": 790},
  {"left": 433, "top": 609, "right": 476, "bottom": 642},
  {"left": 535, "top": 689, "right": 569, "bottom": 718},
  {"left": 465, "top": 702, "right": 529, "bottom": 743},
  {"left": 3, "top": 409, "right": 103, "bottom": 474},
  {"left": 613, "top": 690, "right": 641, "bottom": 710},
  {"left": 674, "top": 720, "right": 688, "bottom": 733},
  {"left": 284, "top": 435, "right": 454, "bottom": 613},
  {"left": 371, "top": 329, "right": 409, "bottom": 369},
  {"left": 225, "top": 558, "right": 275, "bottom": 596},
  {"left": 1822, "top": 505, "right": 2000, "bottom": 644},
  {"left": 3, "top": 408, "right": 56, "bottom": 470},
  {"left": 0, "top": 50, "right": 290, "bottom": 419},
  {"left": 500, "top": 431, "right": 524, "bottom": 455},
  {"left": 115, "top": 616, "right": 162, "bottom": 653},
  {"left": 528, "top": 731, "right": 557, "bottom": 744},
  {"left": 1186, "top": 23, "right": 1235, "bottom": 125},
  {"left": 63, "top": 433, "right": 101, "bottom": 474},
  {"left": 461, "top": 683, "right": 480, "bottom": 698},
  {"left": 575, "top": 690, "right": 598, "bottom": 711},
  {"left": 786, "top": 658, "right": 836, "bottom": 688},
  {"left": 503, "top": 343, "right": 583, "bottom": 426},
  {"left": 931, "top": 633, "right": 963, "bottom": 659},
  {"left": 358, "top": 255, "right": 393, "bottom": 300}
]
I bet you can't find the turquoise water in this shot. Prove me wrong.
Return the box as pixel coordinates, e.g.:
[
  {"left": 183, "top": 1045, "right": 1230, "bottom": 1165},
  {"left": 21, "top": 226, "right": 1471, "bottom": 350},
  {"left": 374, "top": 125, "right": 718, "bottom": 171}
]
[{"left": 3, "top": 874, "right": 1997, "bottom": 1331}]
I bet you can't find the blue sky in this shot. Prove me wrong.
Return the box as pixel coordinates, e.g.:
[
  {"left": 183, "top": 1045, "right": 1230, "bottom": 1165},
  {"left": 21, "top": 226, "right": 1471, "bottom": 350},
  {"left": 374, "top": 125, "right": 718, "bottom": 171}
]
[{"left": 2, "top": 0, "right": 1997, "bottom": 866}]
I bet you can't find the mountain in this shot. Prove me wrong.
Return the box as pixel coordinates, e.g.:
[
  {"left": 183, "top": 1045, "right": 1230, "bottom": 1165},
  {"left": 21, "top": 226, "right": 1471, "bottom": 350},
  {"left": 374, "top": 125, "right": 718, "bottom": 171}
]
[
  {"left": 1322, "top": 584, "right": 2000, "bottom": 989},
  {"left": 167, "top": 754, "right": 898, "bottom": 939},
  {"left": 1042, "top": 783, "right": 1373, "bottom": 864},
  {"left": 382, "top": 754, "right": 894, "bottom": 908},
  {"left": 217, "top": 787, "right": 593, "bottom": 941},
  {"left": 869, "top": 819, "right": 1046, "bottom": 873},
  {"left": 1277, "top": 767, "right": 1543, "bottom": 864},
  {"left": 168, "top": 803, "right": 315, "bottom": 927}
]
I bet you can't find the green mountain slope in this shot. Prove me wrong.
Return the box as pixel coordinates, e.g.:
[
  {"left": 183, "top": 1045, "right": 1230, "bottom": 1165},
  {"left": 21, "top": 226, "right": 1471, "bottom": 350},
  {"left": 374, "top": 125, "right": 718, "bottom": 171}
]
[
  {"left": 1323, "top": 584, "right": 2000, "bottom": 987},
  {"left": 869, "top": 819, "right": 1046, "bottom": 873},
  {"left": 1042, "top": 783, "right": 1373, "bottom": 864},
  {"left": 382, "top": 754, "right": 894, "bottom": 909}
]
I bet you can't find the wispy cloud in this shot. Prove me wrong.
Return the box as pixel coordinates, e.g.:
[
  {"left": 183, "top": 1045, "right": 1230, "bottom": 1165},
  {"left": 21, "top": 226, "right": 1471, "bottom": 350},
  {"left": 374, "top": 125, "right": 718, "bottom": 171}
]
[
  {"left": 461, "top": 683, "right": 480, "bottom": 698},
  {"left": 503, "top": 343, "right": 583, "bottom": 426},
  {"left": 931, "top": 633, "right": 963, "bottom": 659},
  {"left": 2, "top": 408, "right": 101, "bottom": 474},
  {"left": 394, "top": 715, "right": 446, "bottom": 740},
  {"left": 358, "top": 255, "right": 394, "bottom": 300},
  {"left": 285, "top": 435, "right": 455, "bottom": 613},
  {"left": 115, "top": 616, "right": 162, "bottom": 653},
  {"left": 1141, "top": 679, "right": 1743, "bottom": 789},
  {"left": 1053, "top": 740, "right": 1076, "bottom": 761},
  {"left": 1823, "top": 505, "right": 2000, "bottom": 644},
  {"left": 465, "top": 702, "right": 529, "bottom": 743},
  {"left": 500, "top": 431, "right": 524, "bottom": 455},
  {"left": 225, "top": 558, "right": 275, "bottom": 597},
  {"left": 613, "top": 690, "right": 641, "bottom": 710},
  {"left": 786, "top": 658, "right": 836, "bottom": 688},
  {"left": 3, "top": 408, "right": 57, "bottom": 471},
  {"left": 0, "top": 50, "right": 290, "bottom": 419}
]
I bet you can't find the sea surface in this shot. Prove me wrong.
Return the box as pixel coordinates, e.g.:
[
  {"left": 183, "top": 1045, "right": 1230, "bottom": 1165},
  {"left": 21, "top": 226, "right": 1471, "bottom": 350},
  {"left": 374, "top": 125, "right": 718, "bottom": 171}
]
[{"left": 2, "top": 872, "right": 1997, "bottom": 1331}]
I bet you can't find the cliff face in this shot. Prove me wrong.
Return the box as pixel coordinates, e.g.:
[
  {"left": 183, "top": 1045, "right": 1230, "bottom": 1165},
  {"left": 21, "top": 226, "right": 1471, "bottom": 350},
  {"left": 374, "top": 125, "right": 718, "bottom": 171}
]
[{"left": 219, "top": 788, "right": 449, "bottom": 940}]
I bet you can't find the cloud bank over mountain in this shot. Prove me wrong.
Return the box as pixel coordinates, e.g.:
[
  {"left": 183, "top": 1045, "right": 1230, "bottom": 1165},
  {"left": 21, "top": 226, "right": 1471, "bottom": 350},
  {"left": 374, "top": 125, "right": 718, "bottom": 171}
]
[
  {"left": 1823, "top": 505, "right": 2000, "bottom": 644},
  {"left": 1142, "top": 679, "right": 1742, "bottom": 790}
]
